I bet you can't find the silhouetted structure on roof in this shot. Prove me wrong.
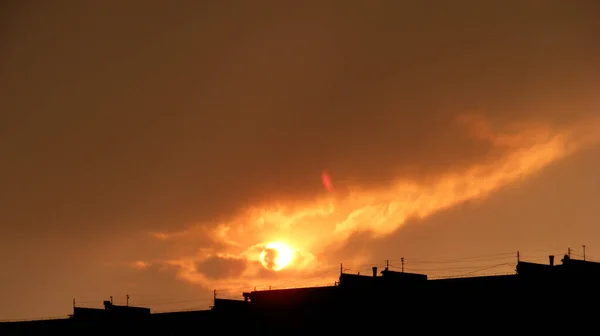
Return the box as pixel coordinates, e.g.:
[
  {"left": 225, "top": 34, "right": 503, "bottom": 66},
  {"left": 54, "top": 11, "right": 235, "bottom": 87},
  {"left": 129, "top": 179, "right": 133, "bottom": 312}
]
[
  {"left": 3, "top": 251, "right": 600, "bottom": 334},
  {"left": 70, "top": 299, "right": 150, "bottom": 320}
]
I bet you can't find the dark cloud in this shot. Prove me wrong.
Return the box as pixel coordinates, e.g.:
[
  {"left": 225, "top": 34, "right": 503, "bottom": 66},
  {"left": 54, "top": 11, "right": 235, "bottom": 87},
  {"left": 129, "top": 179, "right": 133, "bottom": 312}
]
[
  {"left": 195, "top": 256, "right": 248, "bottom": 280},
  {"left": 254, "top": 263, "right": 284, "bottom": 280},
  {"left": 1, "top": 1, "right": 598, "bottom": 239},
  {"left": 260, "top": 249, "right": 278, "bottom": 271}
]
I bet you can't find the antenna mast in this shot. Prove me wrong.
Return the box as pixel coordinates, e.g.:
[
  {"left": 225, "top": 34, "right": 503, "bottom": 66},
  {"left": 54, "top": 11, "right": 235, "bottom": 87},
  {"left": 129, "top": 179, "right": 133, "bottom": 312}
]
[{"left": 401, "top": 257, "right": 405, "bottom": 273}]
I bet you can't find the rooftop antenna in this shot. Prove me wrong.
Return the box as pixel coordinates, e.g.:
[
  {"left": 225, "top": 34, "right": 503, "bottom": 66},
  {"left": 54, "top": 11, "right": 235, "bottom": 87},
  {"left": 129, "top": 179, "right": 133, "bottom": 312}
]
[
  {"left": 126, "top": 294, "right": 129, "bottom": 307},
  {"left": 340, "top": 263, "right": 343, "bottom": 275},
  {"left": 583, "top": 245, "right": 586, "bottom": 261},
  {"left": 401, "top": 257, "right": 405, "bottom": 273},
  {"left": 568, "top": 247, "right": 571, "bottom": 258}
]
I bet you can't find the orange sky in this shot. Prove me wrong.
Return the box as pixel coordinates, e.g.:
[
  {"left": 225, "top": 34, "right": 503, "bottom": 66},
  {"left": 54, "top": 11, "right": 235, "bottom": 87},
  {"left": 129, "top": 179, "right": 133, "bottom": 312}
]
[{"left": 1, "top": 1, "right": 599, "bottom": 320}]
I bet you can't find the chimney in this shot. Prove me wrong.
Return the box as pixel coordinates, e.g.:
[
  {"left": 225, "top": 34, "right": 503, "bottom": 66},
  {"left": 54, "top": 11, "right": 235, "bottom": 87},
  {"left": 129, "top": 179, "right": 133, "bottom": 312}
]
[
  {"left": 549, "top": 255, "right": 555, "bottom": 266},
  {"left": 372, "top": 266, "right": 377, "bottom": 278}
]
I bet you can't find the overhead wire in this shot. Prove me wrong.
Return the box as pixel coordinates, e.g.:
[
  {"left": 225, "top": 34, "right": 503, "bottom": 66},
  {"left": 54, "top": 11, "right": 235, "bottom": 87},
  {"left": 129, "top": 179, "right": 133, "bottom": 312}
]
[
  {"left": 340, "top": 249, "right": 575, "bottom": 280},
  {"left": 23, "top": 249, "right": 583, "bottom": 320}
]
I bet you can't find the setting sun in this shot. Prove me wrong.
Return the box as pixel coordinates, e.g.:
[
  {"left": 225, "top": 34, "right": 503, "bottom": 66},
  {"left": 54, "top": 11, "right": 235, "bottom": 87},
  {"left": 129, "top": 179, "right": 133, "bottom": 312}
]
[{"left": 259, "top": 242, "right": 295, "bottom": 271}]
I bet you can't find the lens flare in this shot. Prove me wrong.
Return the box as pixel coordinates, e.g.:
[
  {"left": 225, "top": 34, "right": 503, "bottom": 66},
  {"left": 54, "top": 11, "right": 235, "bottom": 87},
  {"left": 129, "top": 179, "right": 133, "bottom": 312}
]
[
  {"left": 259, "top": 242, "right": 294, "bottom": 271},
  {"left": 322, "top": 171, "right": 334, "bottom": 192}
]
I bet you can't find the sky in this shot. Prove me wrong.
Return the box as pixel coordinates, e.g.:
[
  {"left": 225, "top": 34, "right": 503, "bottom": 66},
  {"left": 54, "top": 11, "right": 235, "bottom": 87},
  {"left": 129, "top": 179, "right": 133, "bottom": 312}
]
[{"left": 1, "top": 0, "right": 599, "bottom": 320}]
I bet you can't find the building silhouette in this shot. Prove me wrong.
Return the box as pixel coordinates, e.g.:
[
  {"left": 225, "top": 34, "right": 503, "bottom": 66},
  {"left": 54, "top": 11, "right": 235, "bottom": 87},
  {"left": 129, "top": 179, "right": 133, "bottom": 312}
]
[{"left": 2, "top": 253, "right": 599, "bottom": 334}]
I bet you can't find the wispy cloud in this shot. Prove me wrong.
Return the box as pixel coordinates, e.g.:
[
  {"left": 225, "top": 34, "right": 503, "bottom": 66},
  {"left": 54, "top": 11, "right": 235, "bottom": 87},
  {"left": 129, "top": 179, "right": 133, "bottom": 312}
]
[{"left": 142, "top": 113, "right": 600, "bottom": 290}]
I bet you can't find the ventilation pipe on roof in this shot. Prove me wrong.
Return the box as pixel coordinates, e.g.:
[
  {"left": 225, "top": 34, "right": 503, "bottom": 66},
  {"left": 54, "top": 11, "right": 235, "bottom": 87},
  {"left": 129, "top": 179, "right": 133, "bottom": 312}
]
[
  {"left": 103, "top": 301, "right": 112, "bottom": 310},
  {"left": 372, "top": 266, "right": 377, "bottom": 278},
  {"left": 549, "top": 255, "right": 555, "bottom": 266}
]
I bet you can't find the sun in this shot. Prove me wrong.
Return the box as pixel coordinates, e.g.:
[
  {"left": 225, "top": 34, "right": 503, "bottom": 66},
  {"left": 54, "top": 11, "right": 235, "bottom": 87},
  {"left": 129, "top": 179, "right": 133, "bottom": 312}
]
[{"left": 259, "top": 242, "right": 295, "bottom": 271}]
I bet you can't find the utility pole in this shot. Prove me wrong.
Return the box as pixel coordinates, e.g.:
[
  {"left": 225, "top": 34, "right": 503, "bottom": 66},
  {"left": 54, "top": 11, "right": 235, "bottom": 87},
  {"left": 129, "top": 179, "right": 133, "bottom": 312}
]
[
  {"left": 386, "top": 260, "right": 389, "bottom": 270},
  {"left": 401, "top": 257, "right": 405, "bottom": 273},
  {"left": 110, "top": 296, "right": 113, "bottom": 305},
  {"left": 583, "top": 245, "right": 586, "bottom": 261},
  {"left": 517, "top": 251, "right": 520, "bottom": 262},
  {"left": 340, "top": 263, "right": 343, "bottom": 275},
  {"left": 126, "top": 295, "right": 129, "bottom": 307},
  {"left": 72, "top": 299, "right": 76, "bottom": 308},
  {"left": 568, "top": 247, "right": 571, "bottom": 258}
]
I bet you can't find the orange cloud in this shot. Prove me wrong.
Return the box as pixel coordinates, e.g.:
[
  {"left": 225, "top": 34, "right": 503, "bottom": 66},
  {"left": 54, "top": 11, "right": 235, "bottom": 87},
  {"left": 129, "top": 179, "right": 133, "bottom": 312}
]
[
  {"left": 133, "top": 260, "right": 150, "bottom": 270},
  {"left": 149, "top": 113, "right": 600, "bottom": 291}
]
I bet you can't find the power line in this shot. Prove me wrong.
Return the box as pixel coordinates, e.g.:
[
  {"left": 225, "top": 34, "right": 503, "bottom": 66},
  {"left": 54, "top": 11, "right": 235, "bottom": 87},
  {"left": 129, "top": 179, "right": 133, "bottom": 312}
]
[
  {"left": 404, "top": 255, "right": 514, "bottom": 265},
  {"left": 459, "top": 263, "right": 511, "bottom": 276},
  {"left": 26, "top": 248, "right": 584, "bottom": 321},
  {"left": 390, "top": 252, "right": 515, "bottom": 262},
  {"left": 137, "top": 299, "right": 213, "bottom": 307}
]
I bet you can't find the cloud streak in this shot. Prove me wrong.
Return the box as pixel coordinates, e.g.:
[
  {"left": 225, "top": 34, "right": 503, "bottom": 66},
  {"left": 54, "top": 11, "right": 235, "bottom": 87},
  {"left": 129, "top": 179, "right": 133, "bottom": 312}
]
[{"left": 148, "top": 113, "right": 600, "bottom": 290}]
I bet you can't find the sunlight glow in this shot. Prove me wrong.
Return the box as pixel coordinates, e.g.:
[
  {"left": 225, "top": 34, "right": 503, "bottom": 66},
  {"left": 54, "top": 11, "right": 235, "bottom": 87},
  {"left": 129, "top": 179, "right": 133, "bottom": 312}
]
[
  {"left": 154, "top": 114, "right": 600, "bottom": 290},
  {"left": 259, "top": 242, "right": 295, "bottom": 271}
]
